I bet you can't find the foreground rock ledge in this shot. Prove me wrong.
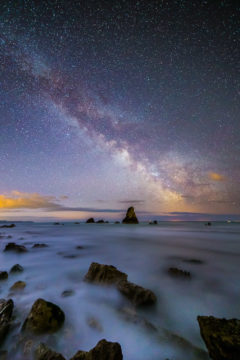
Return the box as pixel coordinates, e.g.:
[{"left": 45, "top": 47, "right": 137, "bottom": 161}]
[
  {"left": 122, "top": 207, "right": 139, "bottom": 224},
  {"left": 35, "top": 343, "right": 66, "bottom": 360},
  {"left": 0, "top": 299, "right": 14, "bottom": 345},
  {"left": 70, "top": 339, "right": 123, "bottom": 360},
  {"left": 198, "top": 315, "right": 240, "bottom": 360},
  {"left": 85, "top": 263, "right": 156, "bottom": 306},
  {"left": 22, "top": 298, "right": 65, "bottom": 334}
]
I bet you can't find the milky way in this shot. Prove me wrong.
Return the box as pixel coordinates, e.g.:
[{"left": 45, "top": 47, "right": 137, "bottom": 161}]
[{"left": 0, "top": 0, "right": 239, "bottom": 220}]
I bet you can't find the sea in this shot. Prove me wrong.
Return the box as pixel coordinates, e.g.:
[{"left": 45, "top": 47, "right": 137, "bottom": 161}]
[{"left": 0, "top": 221, "right": 240, "bottom": 359}]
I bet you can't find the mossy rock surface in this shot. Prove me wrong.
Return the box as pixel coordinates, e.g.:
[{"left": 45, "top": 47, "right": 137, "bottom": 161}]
[
  {"left": 198, "top": 316, "right": 240, "bottom": 360},
  {"left": 23, "top": 298, "right": 65, "bottom": 334},
  {"left": 84, "top": 263, "right": 127, "bottom": 285}
]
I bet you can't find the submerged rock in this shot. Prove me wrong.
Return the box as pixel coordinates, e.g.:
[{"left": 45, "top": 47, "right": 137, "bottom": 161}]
[
  {"left": 197, "top": 315, "right": 240, "bottom": 360},
  {"left": 10, "top": 264, "right": 24, "bottom": 273},
  {"left": 61, "top": 290, "right": 74, "bottom": 297},
  {"left": 85, "top": 262, "right": 157, "bottom": 306},
  {"left": 0, "top": 272, "right": 8, "bottom": 281},
  {"left": 117, "top": 280, "right": 157, "bottom": 306},
  {"left": 0, "top": 224, "right": 15, "bottom": 228},
  {"left": 86, "top": 317, "right": 103, "bottom": 332},
  {"left": 183, "top": 258, "right": 204, "bottom": 265},
  {"left": 122, "top": 207, "right": 139, "bottom": 224},
  {"left": 84, "top": 263, "right": 128, "bottom": 285},
  {"left": 0, "top": 299, "right": 14, "bottom": 345},
  {"left": 22, "top": 298, "right": 65, "bottom": 334},
  {"left": 4, "top": 243, "right": 27, "bottom": 253},
  {"left": 86, "top": 218, "right": 95, "bottom": 223},
  {"left": 35, "top": 343, "right": 66, "bottom": 360},
  {"left": 168, "top": 267, "right": 191, "bottom": 278},
  {"left": 115, "top": 221, "right": 120, "bottom": 224},
  {"left": 70, "top": 339, "right": 123, "bottom": 360},
  {"left": 10, "top": 281, "right": 26, "bottom": 291},
  {"left": 32, "top": 243, "right": 48, "bottom": 248}
]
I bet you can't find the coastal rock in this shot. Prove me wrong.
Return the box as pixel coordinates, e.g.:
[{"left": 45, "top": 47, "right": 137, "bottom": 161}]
[
  {"left": 122, "top": 207, "right": 139, "bottom": 224},
  {"left": 32, "top": 243, "right": 48, "bottom": 248},
  {"left": 61, "top": 290, "right": 74, "bottom": 297},
  {"left": 149, "top": 220, "right": 158, "bottom": 225},
  {"left": 10, "top": 264, "right": 24, "bottom": 273},
  {"left": 35, "top": 343, "right": 66, "bottom": 360},
  {"left": 86, "top": 218, "right": 95, "bottom": 223},
  {"left": 0, "top": 224, "right": 15, "bottom": 228},
  {"left": 117, "top": 280, "right": 157, "bottom": 306},
  {"left": 10, "top": 281, "right": 26, "bottom": 291},
  {"left": 96, "top": 219, "right": 105, "bottom": 223},
  {"left": 85, "top": 263, "right": 157, "bottom": 306},
  {"left": 4, "top": 243, "right": 27, "bottom": 253},
  {"left": 168, "top": 267, "right": 191, "bottom": 278},
  {"left": 22, "top": 298, "right": 65, "bottom": 334},
  {"left": 0, "top": 299, "right": 14, "bottom": 345},
  {"left": 197, "top": 316, "right": 240, "bottom": 360},
  {"left": 84, "top": 263, "right": 127, "bottom": 285},
  {"left": 115, "top": 221, "right": 120, "bottom": 224},
  {"left": 70, "top": 339, "right": 123, "bottom": 360},
  {"left": 0, "top": 272, "right": 8, "bottom": 281}
]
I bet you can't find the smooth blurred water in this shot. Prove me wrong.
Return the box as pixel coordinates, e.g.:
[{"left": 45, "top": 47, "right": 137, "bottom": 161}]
[{"left": 0, "top": 221, "right": 240, "bottom": 359}]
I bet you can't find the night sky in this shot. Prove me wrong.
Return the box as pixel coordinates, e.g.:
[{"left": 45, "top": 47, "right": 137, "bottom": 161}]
[{"left": 0, "top": 0, "right": 239, "bottom": 221}]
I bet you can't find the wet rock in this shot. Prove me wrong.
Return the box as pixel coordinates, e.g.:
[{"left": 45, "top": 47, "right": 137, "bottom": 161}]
[
  {"left": 197, "top": 315, "right": 240, "bottom": 360},
  {"left": 85, "top": 263, "right": 157, "bottom": 306},
  {"left": 84, "top": 263, "right": 127, "bottom": 285},
  {"left": 76, "top": 246, "right": 84, "bottom": 250},
  {"left": 74, "top": 222, "right": 80, "bottom": 224},
  {"left": 0, "top": 272, "right": 8, "bottom": 281},
  {"left": 7, "top": 235, "right": 12, "bottom": 239},
  {"left": 22, "top": 298, "right": 65, "bottom": 334},
  {"left": 0, "top": 299, "right": 14, "bottom": 345},
  {"left": 10, "top": 281, "right": 26, "bottom": 291},
  {"left": 149, "top": 220, "right": 158, "bottom": 225},
  {"left": 168, "top": 267, "right": 191, "bottom": 278},
  {"left": 61, "top": 290, "right": 74, "bottom": 297},
  {"left": 35, "top": 343, "right": 66, "bottom": 360},
  {"left": 205, "top": 222, "right": 212, "bottom": 226},
  {"left": 4, "top": 243, "right": 27, "bottom": 253},
  {"left": 86, "top": 218, "right": 95, "bottom": 223},
  {"left": 115, "top": 221, "right": 120, "bottom": 224},
  {"left": 10, "top": 264, "right": 24, "bottom": 273},
  {"left": 96, "top": 219, "right": 105, "bottom": 223},
  {"left": 0, "top": 224, "right": 15, "bottom": 229},
  {"left": 54, "top": 222, "right": 60, "bottom": 225},
  {"left": 70, "top": 339, "right": 123, "bottom": 360},
  {"left": 32, "top": 243, "right": 48, "bottom": 248},
  {"left": 118, "top": 307, "right": 157, "bottom": 332},
  {"left": 122, "top": 207, "right": 139, "bottom": 224},
  {"left": 86, "top": 317, "right": 103, "bottom": 332},
  {"left": 117, "top": 280, "right": 157, "bottom": 306},
  {"left": 183, "top": 258, "right": 204, "bottom": 265}
]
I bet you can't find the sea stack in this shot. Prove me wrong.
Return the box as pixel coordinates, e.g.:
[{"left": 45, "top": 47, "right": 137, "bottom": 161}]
[{"left": 122, "top": 206, "right": 139, "bottom": 224}]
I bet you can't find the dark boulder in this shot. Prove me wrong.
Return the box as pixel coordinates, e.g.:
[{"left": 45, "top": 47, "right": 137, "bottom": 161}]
[
  {"left": 32, "top": 243, "right": 48, "bottom": 248},
  {"left": 35, "top": 343, "right": 66, "bottom": 360},
  {"left": 96, "top": 220, "right": 105, "bottom": 223},
  {"left": 10, "top": 264, "right": 24, "bottom": 273},
  {"left": 197, "top": 316, "right": 240, "bottom": 360},
  {"left": 149, "top": 220, "right": 158, "bottom": 225},
  {"left": 4, "top": 243, "right": 27, "bottom": 253},
  {"left": 168, "top": 267, "right": 191, "bottom": 278},
  {"left": 117, "top": 281, "right": 157, "bottom": 307},
  {"left": 22, "top": 298, "right": 65, "bottom": 334},
  {"left": 70, "top": 339, "right": 123, "bottom": 360},
  {"left": 84, "top": 263, "right": 127, "bottom": 285},
  {"left": 122, "top": 207, "right": 139, "bottom": 224},
  {"left": 10, "top": 281, "right": 26, "bottom": 291},
  {"left": 0, "top": 299, "right": 14, "bottom": 345},
  {"left": 0, "top": 272, "right": 8, "bottom": 281},
  {"left": 86, "top": 218, "right": 95, "bottom": 223}
]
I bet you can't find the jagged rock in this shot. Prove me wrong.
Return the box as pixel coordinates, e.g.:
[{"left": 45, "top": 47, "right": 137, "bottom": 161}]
[
  {"left": 10, "top": 264, "right": 24, "bottom": 273},
  {"left": 0, "top": 272, "right": 8, "bottom": 281},
  {"left": 10, "top": 281, "right": 26, "bottom": 291},
  {"left": 86, "top": 218, "right": 95, "bottom": 223},
  {"left": 35, "top": 343, "right": 66, "bottom": 360},
  {"left": 168, "top": 267, "right": 191, "bottom": 278},
  {"left": 22, "top": 298, "right": 65, "bottom": 334},
  {"left": 70, "top": 339, "right": 123, "bottom": 360},
  {"left": 61, "top": 290, "right": 74, "bottom": 297},
  {"left": 197, "top": 316, "right": 240, "bottom": 360},
  {"left": 84, "top": 263, "right": 156, "bottom": 306},
  {"left": 4, "top": 243, "right": 27, "bottom": 253},
  {"left": 122, "top": 207, "right": 139, "bottom": 224},
  {"left": 0, "top": 224, "right": 15, "bottom": 228},
  {"left": 117, "top": 280, "right": 157, "bottom": 306},
  {"left": 0, "top": 299, "right": 14, "bottom": 345},
  {"left": 32, "top": 243, "right": 48, "bottom": 248},
  {"left": 84, "top": 263, "right": 128, "bottom": 285}
]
